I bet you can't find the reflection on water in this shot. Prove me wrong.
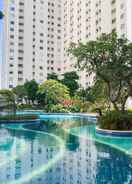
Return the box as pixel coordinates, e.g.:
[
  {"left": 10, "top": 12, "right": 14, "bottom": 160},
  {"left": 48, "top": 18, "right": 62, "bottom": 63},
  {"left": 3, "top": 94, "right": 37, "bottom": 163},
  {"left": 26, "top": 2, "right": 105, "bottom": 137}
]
[{"left": 0, "top": 117, "right": 132, "bottom": 184}]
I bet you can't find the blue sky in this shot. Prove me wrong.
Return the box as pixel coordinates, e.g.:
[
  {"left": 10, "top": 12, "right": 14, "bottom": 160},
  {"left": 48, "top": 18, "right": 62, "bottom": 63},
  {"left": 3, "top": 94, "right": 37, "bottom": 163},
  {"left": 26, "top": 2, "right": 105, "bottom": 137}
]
[
  {"left": 0, "top": 0, "right": 3, "bottom": 87},
  {"left": 0, "top": 0, "right": 3, "bottom": 38},
  {"left": 0, "top": 0, "right": 3, "bottom": 62},
  {"left": 0, "top": 0, "right": 3, "bottom": 36}
]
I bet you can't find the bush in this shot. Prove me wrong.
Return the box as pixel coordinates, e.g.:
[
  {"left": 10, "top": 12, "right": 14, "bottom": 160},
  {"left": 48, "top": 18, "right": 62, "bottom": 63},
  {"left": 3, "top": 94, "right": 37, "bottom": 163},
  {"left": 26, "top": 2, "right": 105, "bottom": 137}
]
[
  {"left": 0, "top": 114, "right": 38, "bottom": 121},
  {"left": 98, "top": 111, "right": 132, "bottom": 130},
  {"left": 50, "top": 104, "right": 69, "bottom": 113},
  {"left": 17, "top": 104, "right": 33, "bottom": 110},
  {"left": 69, "top": 101, "right": 92, "bottom": 113},
  {"left": 69, "top": 104, "right": 81, "bottom": 112}
]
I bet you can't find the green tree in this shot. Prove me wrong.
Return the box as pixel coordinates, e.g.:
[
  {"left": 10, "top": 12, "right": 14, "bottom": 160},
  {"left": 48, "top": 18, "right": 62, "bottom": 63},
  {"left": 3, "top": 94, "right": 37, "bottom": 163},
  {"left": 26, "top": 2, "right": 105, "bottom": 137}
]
[
  {"left": 13, "top": 85, "right": 27, "bottom": 104},
  {"left": 75, "top": 80, "right": 109, "bottom": 113},
  {"left": 0, "top": 89, "right": 16, "bottom": 114},
  {"left": 38, "top": 80, "right": 70, "bottom": 109},
  {"left": 61, "top": 71, "right": 79, "bottom": 96},
  {"left": 89, "top": 80, "right": 110, "bottom": 112},
  {"left": 47, "top": 73, "right": 58, "bottom": 80},
  {"left": 76, "top": 87, "right": 94, "bottom": 103},
  {"left": 69, "top": 32, "right": 132, "bottom": 112},
  {"left": 0, "top": 11, "right": 4, "bottom": 19},
  {"left": 24, "top": 80, "right": 38, "bottom": 104}
]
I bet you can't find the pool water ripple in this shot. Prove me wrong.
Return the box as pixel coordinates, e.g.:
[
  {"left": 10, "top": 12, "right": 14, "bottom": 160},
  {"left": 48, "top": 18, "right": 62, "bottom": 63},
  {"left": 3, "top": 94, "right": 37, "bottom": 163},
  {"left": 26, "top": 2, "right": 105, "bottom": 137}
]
[
  {"left": 65, "top": 125, "right": 132, "bottom": 157},
  {"left": 0, "top": 114, "right": 132, "bottom": 184},
  {"left": 1, "top": 124, "right": 65, "bottom": 184}
]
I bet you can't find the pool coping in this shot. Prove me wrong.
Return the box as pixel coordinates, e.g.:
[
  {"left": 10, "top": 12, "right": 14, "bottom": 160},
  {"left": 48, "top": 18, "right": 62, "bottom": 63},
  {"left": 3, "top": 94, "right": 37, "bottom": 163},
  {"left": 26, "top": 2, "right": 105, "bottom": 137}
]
[
  {"left": 0, "top": 119, "right": 40, "bottom": 124},
  {"left": 0, "top": 113, "right": 97, "bottom": 125},
  {"left": 40, "top": 113, "right": 97, "bottom": 118},
  {"left": 18, "top": 111, "right": 97, "bottom": 116},
  {"left": 96, "top": 126, "right": 132, "bottom": 137}
]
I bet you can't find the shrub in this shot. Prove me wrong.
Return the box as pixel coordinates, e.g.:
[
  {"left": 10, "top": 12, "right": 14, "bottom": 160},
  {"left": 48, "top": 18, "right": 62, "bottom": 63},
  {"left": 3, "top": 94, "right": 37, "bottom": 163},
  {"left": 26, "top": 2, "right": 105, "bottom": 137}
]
[
  {"left": 69, "top": 100, "right": 91, "bottom": 113},
  {"left": 50, "top": 104, "right": 69, "bottom": 113},
  {"left": 38, "top": 80, "right": 70, "bottom": 106},
  {"left": 69, "top": 104, "right": 81, "bottom": 112},
  {"left": 98, "top": 111, "right": 132, "bottom": 130},
  {"left": 17, "top": 104, "right": 33, "bottom": 110}
]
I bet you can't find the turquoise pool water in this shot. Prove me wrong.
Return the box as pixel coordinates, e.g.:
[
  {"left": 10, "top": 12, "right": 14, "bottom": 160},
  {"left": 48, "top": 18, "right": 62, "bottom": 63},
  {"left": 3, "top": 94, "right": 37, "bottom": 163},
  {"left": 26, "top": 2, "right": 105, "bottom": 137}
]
[{"left": 0, "top": 114, "right": 132, "bottom": 184}]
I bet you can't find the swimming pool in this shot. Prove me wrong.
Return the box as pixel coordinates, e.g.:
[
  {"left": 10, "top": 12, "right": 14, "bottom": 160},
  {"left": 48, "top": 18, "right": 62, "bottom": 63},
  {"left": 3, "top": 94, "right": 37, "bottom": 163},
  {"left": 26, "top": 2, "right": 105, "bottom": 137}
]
[{"left": 0, "top": 114, "right": 132, "bottom": 184}]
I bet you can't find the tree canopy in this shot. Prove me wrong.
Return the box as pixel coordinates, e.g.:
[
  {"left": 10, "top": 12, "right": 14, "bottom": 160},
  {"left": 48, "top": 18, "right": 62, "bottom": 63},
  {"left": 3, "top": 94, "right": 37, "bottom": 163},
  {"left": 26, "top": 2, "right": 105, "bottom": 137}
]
[
  {"left": 38, "top": 80, "right": 70, "bottom": 107},
  {"left": 69, "top": 32, "right": 132, "bottom": 112},
  {"left": 47, "top": 73, "right": 59, "bottom": 81},
  {"left": 61, "top": 71, "right": 79, "bottom": 96},
  {"left": 13, "top": 85, "right": 27, "bottom": 103},
  {"left": 0, "top": 89, "right": 16, "bottom": 114},
  {"left": 24, "top": 80, "right": 38, "bottom": 104}
]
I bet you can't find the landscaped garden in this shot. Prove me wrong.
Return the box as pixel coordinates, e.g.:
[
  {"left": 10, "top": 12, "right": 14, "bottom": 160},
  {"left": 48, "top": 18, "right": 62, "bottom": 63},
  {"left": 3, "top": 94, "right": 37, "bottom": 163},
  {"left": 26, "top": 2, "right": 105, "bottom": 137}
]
[
  {"left": 69, "top": 32, "right": 132, "bottom": 131},
  {"left": 0, "top": 32, "right": 131, "bottom": 131},
  {"left": 0, "top": 32, "right": 132, "bottom": 183}
]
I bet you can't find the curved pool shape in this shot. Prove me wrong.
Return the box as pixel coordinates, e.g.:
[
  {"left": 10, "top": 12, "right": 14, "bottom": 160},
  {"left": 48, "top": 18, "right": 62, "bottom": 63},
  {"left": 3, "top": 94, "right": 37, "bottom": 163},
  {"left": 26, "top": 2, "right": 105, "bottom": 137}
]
[
  {"left": 0, "top": 114, "right": 132, "bottom": 184},
  {"left": 65, "top": 125, "right": 132, "bottom": 156},
  {"left": 1, "top": 124, "right": 65, "bottom": 184}
]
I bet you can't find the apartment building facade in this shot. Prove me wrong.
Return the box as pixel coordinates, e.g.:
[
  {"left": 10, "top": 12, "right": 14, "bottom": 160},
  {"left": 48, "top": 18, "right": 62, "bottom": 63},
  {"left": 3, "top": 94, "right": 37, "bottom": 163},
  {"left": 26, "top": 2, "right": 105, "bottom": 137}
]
[
  {"left": 63, "top": 0, "right": 132, "bottom": 88},
  {"left": 2, "top": 0, "right": 63, "bottom": 88},
  {"left": 1, "top": 0, "right": 132, "bottom": 88}
]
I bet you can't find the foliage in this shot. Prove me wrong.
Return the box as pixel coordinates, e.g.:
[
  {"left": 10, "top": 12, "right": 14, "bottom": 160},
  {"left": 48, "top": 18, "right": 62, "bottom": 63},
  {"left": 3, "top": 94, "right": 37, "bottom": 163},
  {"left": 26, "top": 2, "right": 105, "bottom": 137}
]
[
  {"left": 69, "top": 32, "right": 132, "bottom": 112},
  {"left": 0, "top": 114, "right": 38, "bottom": 121},
  {"left": 50, "top": 101, "right": 87, "bottom": 113},
  {"left": 75, "top": 80, "right": 109, "bottom": 112},
  {"left": 24, "top": 80, "right": 38, "bottom": 104},
  {"left": 76, "top": 87, "right": 94, "bottom": 103},
  {"left": 17, "top": 104, "right": 32, "bottom": 110},
  {"left": 61, "top": 99, "right": 93, "bottom": 113},
  {"left": 50, "top": 104, "right": 69, "bottom": 113},
  {"left": 69, "top": 103, "right": 81, "bottom": 112},
  {"left": 78, "top": 101, "right": 92, "bottom": 112},
  {"left": 61, "top": 99, "right": 81, "bottom": 112},
  {"left": 90, "top": 80, "right": 108, "bottom": 102},
  {"left": 47, "top": 73, "right": 59, "bottom": 81},
  {"left": 61, "top": 99, "right": 74, "bottom": 107},
  {"left": 13, "top": 85, "right": 27, "bottom": 103},
  {"left": 0, "top": 89, "right": 16, "bottom": 114},
  {"left": 0, "top": 89, "right": 15, "bottom": 102},
  {"left": 61, "top": 71, "right": 79, "bottom": 96},
  {"left": 38, "top": 80, "right": 70, "bottom": 109},
  {"left": 98, "top": 111, "right": 132, "bottom": 130},
  {"left": 89, "top": 80, "right": 110, "bottom": 111},
  {"left": 0, "top": 11, "right": 4, "bottom": 19}
]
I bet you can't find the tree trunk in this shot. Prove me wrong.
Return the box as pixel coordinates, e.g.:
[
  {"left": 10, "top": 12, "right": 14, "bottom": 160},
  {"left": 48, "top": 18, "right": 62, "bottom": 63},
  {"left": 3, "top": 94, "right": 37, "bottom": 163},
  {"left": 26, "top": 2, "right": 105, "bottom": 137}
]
[
  {"left": 107, "top": 82, "right": 121, "bottom": 112},
  {"left": 121, "top": 95, "right": 128, "bottom": 112},
  {"left": 112, "top": 101, "right": 119, "bottom": 111},
  {"left": 13, "top": 101, "right": 16, "bottom": 115}
]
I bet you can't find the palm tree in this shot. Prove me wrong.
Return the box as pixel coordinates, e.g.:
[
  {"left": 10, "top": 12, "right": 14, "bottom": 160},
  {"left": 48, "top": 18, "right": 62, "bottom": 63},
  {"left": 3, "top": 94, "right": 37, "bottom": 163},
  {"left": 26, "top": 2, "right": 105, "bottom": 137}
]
[{"left": 0, "top": 11, "right": 4, "bottom": 19}]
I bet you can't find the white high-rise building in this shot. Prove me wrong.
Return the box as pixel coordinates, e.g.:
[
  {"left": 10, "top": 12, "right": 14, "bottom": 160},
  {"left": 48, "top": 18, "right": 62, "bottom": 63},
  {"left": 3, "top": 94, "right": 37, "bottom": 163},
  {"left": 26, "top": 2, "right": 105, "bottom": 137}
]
[
  {"left": 63, "top": 0, "right": 132, "bottom": 88},
  {"left": 1, "top": 0, "right": 132, "bottom": 88},
  {"left": 2, "top": 0, "right": 63, "bottom": 88}
]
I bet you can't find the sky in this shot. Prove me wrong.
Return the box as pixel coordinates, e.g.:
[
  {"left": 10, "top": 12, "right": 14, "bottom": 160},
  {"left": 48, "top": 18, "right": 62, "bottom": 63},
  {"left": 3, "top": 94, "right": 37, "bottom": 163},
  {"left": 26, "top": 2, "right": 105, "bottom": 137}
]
[
  {"left": 0, "top": 0, "right": 3, "bottom": 55},
  {"left": 0, "top": 0, "right": 3, "bottom": 88}
]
